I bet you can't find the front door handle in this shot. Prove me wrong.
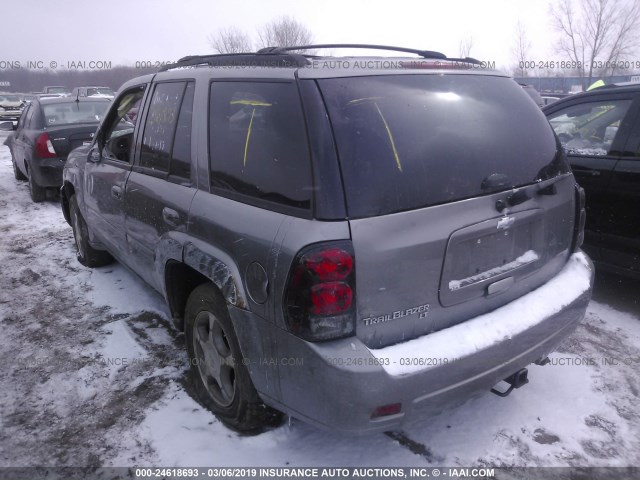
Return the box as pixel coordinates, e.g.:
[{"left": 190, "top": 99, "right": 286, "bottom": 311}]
[
  {"left": 111, "top": 185, "right": 123, "bottom": 200},
  {"left": 162, "top": 207, "right": 180, "bottom": 227}
]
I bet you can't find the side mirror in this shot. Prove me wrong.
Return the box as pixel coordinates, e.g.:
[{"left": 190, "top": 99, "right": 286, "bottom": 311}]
[
  {"left": 88, "top": 148, "right": 101, "bottom": 163},
  {"left": 0, "top": 121, "right": 16, "bottom": 131}
]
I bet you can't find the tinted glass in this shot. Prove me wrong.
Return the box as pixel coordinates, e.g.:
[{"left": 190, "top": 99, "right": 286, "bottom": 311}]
[
  {"left": 17, "top": 105, "right": 30, "bottom": 129},
  {"left": 24, "top": 104, "right": 36, "bottom": 129},
  {"left": 547, "top": 99, "right": 632, "bottom": 156},
  {"left": 209, "top": 81, "right": 312, "bottom": 210},
  {"left": 41, "top": 101, "right": 108, "bottom": 126},
  {"left": 319, "top": 75, "right": 567, "bottom": 218},
  {"left": 170, "top": 82, "right": 194, "bottom": 181},
  {"left": 140, "top": 82, "right": 185, "bottom": 172}
]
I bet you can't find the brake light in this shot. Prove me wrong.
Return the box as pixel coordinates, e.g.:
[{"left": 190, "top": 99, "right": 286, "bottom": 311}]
[
  {"left": 35, "top": 133, "right": 57, "bottom": 158},
  {"left": 311, "top": 282, "right": 353, "bottom": 315},
  {"left": 285, "top": 242, "right": 356, "bottom": 341},
  {"left": 371, "top": 403, "right": 402, "bottom": 419}
]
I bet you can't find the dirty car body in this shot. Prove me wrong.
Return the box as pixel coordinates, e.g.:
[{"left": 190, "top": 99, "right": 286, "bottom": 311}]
[{"left": 61, "top": 46, "right": 593, "bottom": 434}]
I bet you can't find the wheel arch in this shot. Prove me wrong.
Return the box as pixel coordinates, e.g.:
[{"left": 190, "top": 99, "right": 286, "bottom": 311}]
[
  {"left": 60, "top": 181, "right": 76, "bottom": 226},
  {"left": 164, "top": 260, "right": 211, "bottom": 331}
]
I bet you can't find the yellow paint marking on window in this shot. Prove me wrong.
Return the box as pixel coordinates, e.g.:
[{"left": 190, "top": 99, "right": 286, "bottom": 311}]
[
  {"left": 231, "top": 100, "right": 273, "bottom": 107},
  {"left": 346, "top": 96, "right": 383, "bottom": 107},
  {"left": 373, "top": 102, "right": 402, "bottom": 172},
  {"left": 243, "top": 108, "right": 256, "bottom": 168}
]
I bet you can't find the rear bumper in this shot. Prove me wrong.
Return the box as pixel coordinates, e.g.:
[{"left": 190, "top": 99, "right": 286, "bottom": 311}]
[
  {"left": 230, "top": 252, "right": 594, "bottom": 434},
  {"left": 30, "top": 157, "right": 65, "bottom": 187}
]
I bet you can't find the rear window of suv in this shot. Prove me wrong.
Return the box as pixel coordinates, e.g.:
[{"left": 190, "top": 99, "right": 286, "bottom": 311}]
[{"left": 318, "top": 74, "right": 568, "bottom": 218}]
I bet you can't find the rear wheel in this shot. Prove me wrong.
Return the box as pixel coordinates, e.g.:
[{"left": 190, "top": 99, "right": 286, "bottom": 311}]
[
  {"left": 185, "top": 284, "right": 283, "bottom": 433},
  {"left": 69, "top": 194, "right": 112, "bottom": 267},
  {"left": 13, "top": 159, "right": 27, "bottom": 181},
  {"left": 27, "top": 166, "right": 46, "bottom": 203}
]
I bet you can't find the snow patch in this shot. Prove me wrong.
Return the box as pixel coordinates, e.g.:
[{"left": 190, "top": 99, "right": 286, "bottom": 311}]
[
  {"left": 370, "top": 252, "right": 592, "bottom": 376},
  {"left": 449, "top": 250, "right": 539, "bottom": 291}
]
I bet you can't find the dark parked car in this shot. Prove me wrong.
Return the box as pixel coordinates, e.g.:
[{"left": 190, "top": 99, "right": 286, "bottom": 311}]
[
  {"left": 544, "top": 83, "right": 640, "bottom": 279},
  {"left": 2, "top": 97, "right": 110, "bottom": 202},
  {"left": 60, "top": 45, "right": 593, "bottom": 434}
]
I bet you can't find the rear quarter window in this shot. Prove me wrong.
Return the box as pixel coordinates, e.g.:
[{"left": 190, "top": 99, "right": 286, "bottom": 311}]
[
  {"left": 319, "top": 74, "right": 567, "bottom": 218},
  {"left": 209, "top": 81, "right": 312, "bottom": 211}
]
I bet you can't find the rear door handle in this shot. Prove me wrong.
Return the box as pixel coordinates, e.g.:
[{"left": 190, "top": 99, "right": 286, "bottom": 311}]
[
  {"left": 111, "top": 185, "right": 123, "bottom": 200},
  {"left": 162, "top": 207, "right": 180, "bottom": 227}
]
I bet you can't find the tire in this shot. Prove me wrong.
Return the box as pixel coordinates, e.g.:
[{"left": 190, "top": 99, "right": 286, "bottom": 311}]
[
  {"left": 69, "top": 194, "right": 113, "bottom": 268},
  {"left": 185, "top": 284, "right": 283, "bottom": 433},
  {"left": 27, "top": 166, "right": 46, "bottom": 203},
  {"left": 13, "top": 159, "right": 27, "bottom": 181}
]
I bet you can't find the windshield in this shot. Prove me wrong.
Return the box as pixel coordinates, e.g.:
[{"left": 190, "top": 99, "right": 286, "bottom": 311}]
[
  {"left": 318, "top": 74, "right": 568, "bottom": 218},
  {"left": 42, "top": 101, "right": 109, "bottom": 126},
  {"left": 0, "top": 95, "right": 22, "bottom": 103}
]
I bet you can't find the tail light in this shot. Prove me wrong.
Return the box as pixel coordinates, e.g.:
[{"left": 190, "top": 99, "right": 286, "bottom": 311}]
[
  {"left": 572, "top": 183, "right": 586, "bottom": 252},
  {"left": 35, "top": 132, "right": 57, "bottom": 158},
  {"left": 284, "top": 242, "right": 356, "bottom": 341}
]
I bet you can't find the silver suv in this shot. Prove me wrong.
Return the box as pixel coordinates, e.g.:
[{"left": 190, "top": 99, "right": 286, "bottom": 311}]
[{"left": 60, "top": 45, "right": 594, "bottom": 434}]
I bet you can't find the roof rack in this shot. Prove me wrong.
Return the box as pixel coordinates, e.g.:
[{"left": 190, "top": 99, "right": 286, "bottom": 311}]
[
  {"left": 257, "top": 44, "right": 483, "bottom": 65},
  {"left": 159, "top": 52, "right": 310, "bottom": 71},
  {"left": 159, "top": 44, "right": 484, "bottom": 72}
]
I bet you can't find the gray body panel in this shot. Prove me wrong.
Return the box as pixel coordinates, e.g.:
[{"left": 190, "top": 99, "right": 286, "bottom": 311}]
[
  {"left": 60, "top": 58, "right": 593, "bottom": 433},
  {"left": 351, "top": 175, "right": 576, "bottom": 348}
]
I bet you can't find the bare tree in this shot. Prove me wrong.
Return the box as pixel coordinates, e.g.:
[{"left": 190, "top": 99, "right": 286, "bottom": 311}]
[
  {"left": 256, "top": 16, "right": 314, "bottom": 51},
  {"left": 458, "top": 35, "right": 474, "bottom": 58},
  {"left": 512, "top": 21, "right": 531, "bottom": 77},
  {"left": 208, "top": 27, "right": 252, "bottom": 54},
  {"left": 550, "top": 0, "right": 640, "bottom": 90}
]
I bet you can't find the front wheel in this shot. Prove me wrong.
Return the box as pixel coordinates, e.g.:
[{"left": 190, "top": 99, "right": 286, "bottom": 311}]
[
  {"left": 185, "top": 284, "right": 283, "bottom": 433},
  {"left": 69, "top": 194, "right": 113, "bottom": 267}
]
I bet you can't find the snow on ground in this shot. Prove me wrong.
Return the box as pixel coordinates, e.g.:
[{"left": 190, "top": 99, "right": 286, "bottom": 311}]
[{"left": 0, "top": 130, "right": 639, "bottom": 469}]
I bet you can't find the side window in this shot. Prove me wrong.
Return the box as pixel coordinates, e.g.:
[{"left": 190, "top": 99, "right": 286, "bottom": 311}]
[
  {"left": 169, "top": 82, "right": 195, "bottom": 183},
  {"left": 101, "top": 85, "right": 146, "bottom": 163},
  {"left": 17, "top": 104, "right": 31, "bottom": 130},
  {"left": 25, "top": 104, "right": 37, "bottom": 129},
  {"left": 139, "top": 82, "right": 185, "bottom": 173},
  {"left": 547, "top": 99, "right": 632, "bottom": 156},
  {"left": 209, "top": 82, "right": 312, "bottom": 210}
]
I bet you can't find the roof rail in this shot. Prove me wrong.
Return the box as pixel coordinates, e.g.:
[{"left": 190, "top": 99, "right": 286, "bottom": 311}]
[
  {"left": 258, "top": 44, "right": 447, "bottom": 59},
  {"left": 159, "top": 52, "right": 310, "bottom": 71},
  {"left": 158, "top": 44, "right": 484, "bottom": 72},
  {"left": 257, "top": 44, "right": 482, "bottom": 64}
]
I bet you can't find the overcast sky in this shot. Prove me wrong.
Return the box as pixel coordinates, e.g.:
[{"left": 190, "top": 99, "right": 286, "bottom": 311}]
[{"left": 4, "top": 0, "right": 556, "bottom": 71}]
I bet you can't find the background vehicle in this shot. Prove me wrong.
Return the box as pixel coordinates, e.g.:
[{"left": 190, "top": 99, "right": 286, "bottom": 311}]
[
  {"left": 520, "top": 83, "right": 545, "bottom": 107},
  {"left": 544, "top": 84, "right": 640, "bottom": 279},
  {"left": 61, "top": 45, "right": 593, "bottom": 434},
  {"left": 3, "top": 97, "right": 110, "bottom": 202},
  {"left": 42, "top": 86, "right": 70, "bottom": 96},
  {"left": 0, "top": 93, "right": 25, "bottom": 125},
  {"left": 71, "top": 86, "right": 116, "bottom": 99}
]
